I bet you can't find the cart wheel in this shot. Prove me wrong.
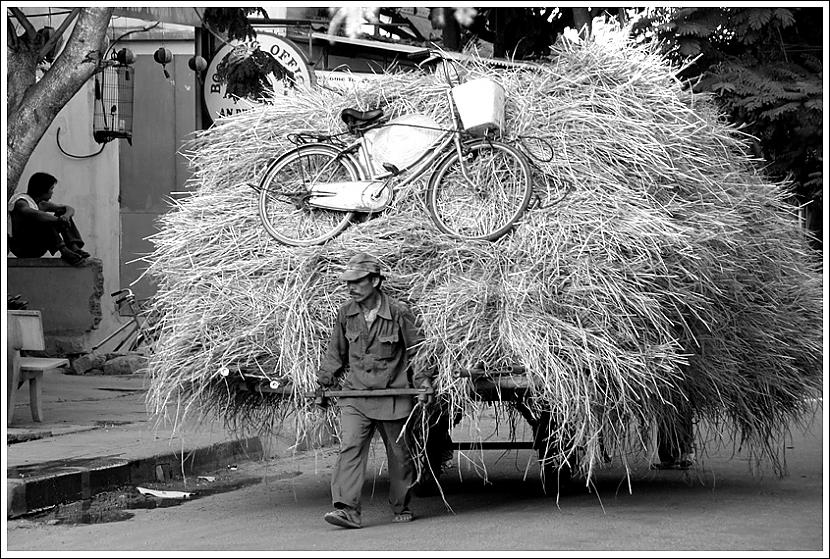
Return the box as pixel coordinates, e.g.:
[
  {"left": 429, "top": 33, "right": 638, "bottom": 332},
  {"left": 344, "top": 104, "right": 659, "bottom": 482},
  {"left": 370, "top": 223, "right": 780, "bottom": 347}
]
[
  {"left": 412, "top": 404, "right": 454, "bottom": 497},
  {"left": 532, "top": 412, "right": 580, "bottom": 495}
]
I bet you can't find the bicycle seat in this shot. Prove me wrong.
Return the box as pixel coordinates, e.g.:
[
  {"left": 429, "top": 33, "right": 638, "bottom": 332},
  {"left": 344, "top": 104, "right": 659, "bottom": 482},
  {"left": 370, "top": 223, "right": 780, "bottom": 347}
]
[
  {"left": 341, "top": 108, "right": 384, "bottom": 134},
  {"left": 341, "top": 108, "right": 383, "bottom": 123}
]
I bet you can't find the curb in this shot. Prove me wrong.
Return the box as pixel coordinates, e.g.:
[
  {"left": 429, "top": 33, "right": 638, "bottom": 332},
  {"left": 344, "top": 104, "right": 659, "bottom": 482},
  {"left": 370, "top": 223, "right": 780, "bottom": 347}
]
[
  {"left": 8, "top": 425, "right": 99, "bottom": 445},
  {"left": 7, "top": 436, "right": 263, "bottom": 519}
]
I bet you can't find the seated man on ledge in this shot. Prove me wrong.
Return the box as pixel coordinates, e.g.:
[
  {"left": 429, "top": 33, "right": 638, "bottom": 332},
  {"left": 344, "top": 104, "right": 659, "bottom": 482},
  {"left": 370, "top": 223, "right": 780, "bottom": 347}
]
[{"left": 8, "top": 172, "right": 91, "bottom": 266}]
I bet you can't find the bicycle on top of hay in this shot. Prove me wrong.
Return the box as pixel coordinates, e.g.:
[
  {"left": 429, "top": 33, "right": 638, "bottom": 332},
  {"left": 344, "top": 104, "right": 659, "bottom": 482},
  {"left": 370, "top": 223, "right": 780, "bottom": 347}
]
[{"left": 256, "top": 49, "right": 533, "bottom": 247}]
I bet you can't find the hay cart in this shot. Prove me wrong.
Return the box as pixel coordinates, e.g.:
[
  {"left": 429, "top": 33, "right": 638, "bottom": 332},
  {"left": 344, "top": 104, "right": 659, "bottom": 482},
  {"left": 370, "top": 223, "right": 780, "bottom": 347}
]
[
  {"left": 244, "top": 363, "right": 577, "bottom": 494},
  {"left": 420, "top": 364, "right": 580, "bottom": 493}
]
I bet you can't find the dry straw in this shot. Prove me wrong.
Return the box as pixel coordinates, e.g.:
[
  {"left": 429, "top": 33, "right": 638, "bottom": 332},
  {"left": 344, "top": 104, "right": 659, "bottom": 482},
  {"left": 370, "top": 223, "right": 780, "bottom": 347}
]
[{"left": 142, "top": 30, "right": 822, "bottom": 486}]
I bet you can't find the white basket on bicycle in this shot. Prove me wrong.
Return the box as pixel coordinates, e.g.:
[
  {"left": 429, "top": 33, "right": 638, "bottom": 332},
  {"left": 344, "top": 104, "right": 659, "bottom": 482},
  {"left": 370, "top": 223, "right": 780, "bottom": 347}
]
[
  {"left": 451, "top": 77, "right": 506, "bottom": 137},
  {"left": 363, "top": 114, "right": 443, "bottom": 174}
]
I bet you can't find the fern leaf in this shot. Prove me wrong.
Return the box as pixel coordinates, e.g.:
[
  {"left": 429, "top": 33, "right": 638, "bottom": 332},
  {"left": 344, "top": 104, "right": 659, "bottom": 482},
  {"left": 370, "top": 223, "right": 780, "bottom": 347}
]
[
  {"left": 772, "top": 8, "right": 795, "bottom": 28},
  {"left": 678, "top": 38, "right": 702, "bottom": 57},
  {"left": 760, "top": 102, "right": 801, "bottom": 121},
  {"left": 676, "top": 21, "right": 715, "bottom": 37},
  {"left": 709, "top": 81, "right": 736, "bottom": 94},
  {"left": 746, "top": 8, "right": 773, "bottom": 31}
]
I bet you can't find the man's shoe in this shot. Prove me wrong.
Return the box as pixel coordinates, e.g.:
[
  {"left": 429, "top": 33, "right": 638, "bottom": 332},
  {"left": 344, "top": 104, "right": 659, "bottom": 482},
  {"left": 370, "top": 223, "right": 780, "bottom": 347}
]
[
  {"left": 392, "top": 510, "right": 414, "bottom": 523},
  {"left": 676, "top": 453, "right": 695, "bottom": 470},
  {"left": 324, "top": 508, "right": 361, "bottom": 529},
  {"left": 60, "top": 248, "right": 86, "bottom": 267}
]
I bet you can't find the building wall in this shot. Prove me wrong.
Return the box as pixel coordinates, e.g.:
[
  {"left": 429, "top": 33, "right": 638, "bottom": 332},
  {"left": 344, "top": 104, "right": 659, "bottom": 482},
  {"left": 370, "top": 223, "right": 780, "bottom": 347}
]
[
  {"left": 117, "top": 39, "right": 196, "bottom": 302},
  {"left": 15, "top": 80, "right": 122, "bottom": 347}
]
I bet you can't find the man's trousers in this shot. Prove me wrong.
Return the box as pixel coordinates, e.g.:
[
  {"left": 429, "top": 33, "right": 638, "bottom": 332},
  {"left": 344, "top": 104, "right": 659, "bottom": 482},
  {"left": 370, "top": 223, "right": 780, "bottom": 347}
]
[{"left": 331, "top": 405, "right": 414, "bottom": 515}]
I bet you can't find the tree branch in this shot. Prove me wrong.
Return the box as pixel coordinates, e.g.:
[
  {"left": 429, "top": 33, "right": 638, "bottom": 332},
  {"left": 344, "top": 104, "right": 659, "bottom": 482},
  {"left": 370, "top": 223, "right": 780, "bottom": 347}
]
[
  {"left": 9, "top": 7, "right": 37, "bottom": 41},
  {"left": 7, "top": 7, "right": 114, "bottom": 196},
  {"left": 38, "top": 7, "right": 80, "bottom": 61},
  {"left": 195, "top": 11, "right": 236, "bottom": 50},
  {"left": 7, "top": 16, "right": 19, "bottom": 48}
]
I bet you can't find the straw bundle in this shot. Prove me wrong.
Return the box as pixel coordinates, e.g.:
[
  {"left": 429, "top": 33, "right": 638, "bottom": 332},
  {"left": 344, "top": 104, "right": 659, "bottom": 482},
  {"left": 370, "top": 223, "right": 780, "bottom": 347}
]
[{"left": 143, "top": 28, "right": 822, "bottom": 482}]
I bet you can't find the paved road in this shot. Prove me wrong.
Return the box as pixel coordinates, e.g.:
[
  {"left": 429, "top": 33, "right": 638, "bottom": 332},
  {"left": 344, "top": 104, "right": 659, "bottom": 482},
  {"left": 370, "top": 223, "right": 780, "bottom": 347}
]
[{"left": 6, "top": 404, "right": 826, "bottom": 553}]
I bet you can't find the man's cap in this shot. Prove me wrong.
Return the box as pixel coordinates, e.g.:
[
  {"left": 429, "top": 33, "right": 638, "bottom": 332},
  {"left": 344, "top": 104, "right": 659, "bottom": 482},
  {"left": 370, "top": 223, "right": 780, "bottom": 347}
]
[{"left": 339, "top": 252, "right": 383, "bottom": 281}]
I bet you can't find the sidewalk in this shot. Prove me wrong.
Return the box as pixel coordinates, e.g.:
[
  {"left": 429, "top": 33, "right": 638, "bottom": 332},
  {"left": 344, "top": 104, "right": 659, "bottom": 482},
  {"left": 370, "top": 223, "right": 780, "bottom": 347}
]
[{"left": 5, "top": 368, "right": 274, "bottom": 518}]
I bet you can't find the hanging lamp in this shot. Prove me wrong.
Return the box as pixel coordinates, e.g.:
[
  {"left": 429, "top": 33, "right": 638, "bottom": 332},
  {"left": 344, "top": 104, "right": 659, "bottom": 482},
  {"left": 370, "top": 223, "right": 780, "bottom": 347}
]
[{"left": 154, "top": 47, "right": 173, "bottom": 78}]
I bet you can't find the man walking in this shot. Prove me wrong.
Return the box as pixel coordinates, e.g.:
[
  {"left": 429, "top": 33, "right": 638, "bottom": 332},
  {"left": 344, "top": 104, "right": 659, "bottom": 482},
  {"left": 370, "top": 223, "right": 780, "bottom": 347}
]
[{"left": 317, "top": 252, "right": 434, "bottom": 529}]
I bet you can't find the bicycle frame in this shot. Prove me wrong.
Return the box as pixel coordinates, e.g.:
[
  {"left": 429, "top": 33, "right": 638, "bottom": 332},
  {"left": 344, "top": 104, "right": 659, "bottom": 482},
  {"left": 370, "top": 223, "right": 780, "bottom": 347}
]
[{"left": 313, "top": 89, "right": 478, "bottom": 207}]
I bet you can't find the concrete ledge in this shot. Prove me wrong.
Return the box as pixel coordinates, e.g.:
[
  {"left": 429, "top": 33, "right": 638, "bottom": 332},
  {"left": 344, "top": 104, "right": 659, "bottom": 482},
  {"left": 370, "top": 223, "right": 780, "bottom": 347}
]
[
  {"left": 6, "top": 257, "right": 104, "bottom": 353},
  {"left": 6, "top": 437, "right": 263, "bottom": 518},
  {"left": 7, "top": 257, "right": 95, "bottom": 268}
]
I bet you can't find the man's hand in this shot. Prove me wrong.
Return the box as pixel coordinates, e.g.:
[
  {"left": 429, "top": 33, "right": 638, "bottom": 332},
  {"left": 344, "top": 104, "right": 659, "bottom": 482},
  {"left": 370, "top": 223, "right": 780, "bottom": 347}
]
[
  {"left": 417, "top": 378, "right": 434, "bottom": 406},
  {"left": 52, "top": 204, "right": 74, "bottom": 219},
  {"left": 313, "top": 384, "right": 330, "bottom": 409},
  {"left": 317, "top": 376, "right": 333, "bottom": 389}
]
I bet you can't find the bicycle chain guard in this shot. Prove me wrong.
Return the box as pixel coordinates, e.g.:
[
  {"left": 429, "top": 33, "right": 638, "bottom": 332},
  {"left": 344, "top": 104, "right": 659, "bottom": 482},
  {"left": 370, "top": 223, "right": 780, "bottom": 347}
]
[{"left": 306, "top": 179, "right": 392, "bottom": 212}]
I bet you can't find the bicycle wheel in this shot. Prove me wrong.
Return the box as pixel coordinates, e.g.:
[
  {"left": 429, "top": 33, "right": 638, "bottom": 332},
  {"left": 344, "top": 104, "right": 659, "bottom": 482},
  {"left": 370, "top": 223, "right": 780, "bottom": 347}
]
[
  {"left": 258, "top": 144, "right": 361, "bottom": 246},
  {"left": 427, "top": 139, "right": 532, "bottom": 241}
]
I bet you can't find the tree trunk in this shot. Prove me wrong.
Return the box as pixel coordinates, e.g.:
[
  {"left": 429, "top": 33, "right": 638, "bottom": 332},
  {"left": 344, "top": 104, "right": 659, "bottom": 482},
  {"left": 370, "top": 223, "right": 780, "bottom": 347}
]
[
  {"left": 571, "top": 8, "right": 593, "bottom": 39},
  {"left": 441, "top": 8, "right": 461, "bottom": 51},
  {"left": 492, "top": 8, "right": 506, "bottom": 58},
  {"left": 7, "top": 8, "right": 113, "bottom": 199}
]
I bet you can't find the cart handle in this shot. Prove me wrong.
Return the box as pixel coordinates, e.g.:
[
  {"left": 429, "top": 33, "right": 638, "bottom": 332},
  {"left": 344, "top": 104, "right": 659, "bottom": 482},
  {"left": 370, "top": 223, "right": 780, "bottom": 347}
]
[
  {"left": 456, "top": 365, "right": 526, "bottom": 378},
  {"left": 316, "top": 388, "right": 433, "bottom": 398}
]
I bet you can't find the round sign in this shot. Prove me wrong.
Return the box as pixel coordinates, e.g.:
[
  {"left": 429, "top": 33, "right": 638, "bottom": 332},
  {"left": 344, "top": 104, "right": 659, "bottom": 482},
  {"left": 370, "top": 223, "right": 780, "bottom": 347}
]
[{"left": 203, "top": 33, "right": 315, "bottom": 121}]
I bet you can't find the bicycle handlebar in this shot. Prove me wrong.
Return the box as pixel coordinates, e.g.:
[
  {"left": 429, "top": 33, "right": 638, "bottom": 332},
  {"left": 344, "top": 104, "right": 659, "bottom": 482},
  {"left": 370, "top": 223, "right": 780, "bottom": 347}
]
[
  {"left": 408, "top": 48, "right": 460, "bottom": 89},
  {"left": 407, "top": 48, "right": 451, "bottom": 68},
  {"left": 405, "top": 48, "right": 433, "bottom": 61},
  {"left": 112, "top": 288, "right": 136, "bottom": 307}
]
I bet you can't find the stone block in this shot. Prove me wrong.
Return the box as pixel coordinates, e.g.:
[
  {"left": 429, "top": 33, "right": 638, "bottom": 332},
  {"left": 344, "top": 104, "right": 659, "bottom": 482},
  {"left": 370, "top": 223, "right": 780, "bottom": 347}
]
[
  {"left": 102, "top": 353, "right": 149, "bottom": 375},
  {"left": 71, "top": 352, "right": 107, "bottom": 375}
]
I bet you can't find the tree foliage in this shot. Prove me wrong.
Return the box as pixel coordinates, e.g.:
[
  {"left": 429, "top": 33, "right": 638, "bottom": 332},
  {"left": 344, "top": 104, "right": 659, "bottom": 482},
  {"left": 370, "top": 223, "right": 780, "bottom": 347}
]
[
  {"left": 202, "top": 7, "right": 298, "bottom": 101},
  {"left": 450, "top": 7, "right": 624, "bottom": 58},
  {"left": 202, "top": 7, "right": 265, "bottom": 42},
  {"left": 215, "top": 43, "right": 290, "bottom": 100},
  {"left": 631, "top": 7, "right": 823, "bottom": 204}
]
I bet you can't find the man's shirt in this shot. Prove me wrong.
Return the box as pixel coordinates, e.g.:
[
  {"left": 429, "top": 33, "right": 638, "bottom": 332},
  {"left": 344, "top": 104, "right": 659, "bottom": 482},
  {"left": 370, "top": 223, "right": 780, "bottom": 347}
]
[
  {"left": 318, "top": 292, "right": 430, "bottom": 420},
  {"left": 7, "top": 194, "right": 38, "bottom": 239}
]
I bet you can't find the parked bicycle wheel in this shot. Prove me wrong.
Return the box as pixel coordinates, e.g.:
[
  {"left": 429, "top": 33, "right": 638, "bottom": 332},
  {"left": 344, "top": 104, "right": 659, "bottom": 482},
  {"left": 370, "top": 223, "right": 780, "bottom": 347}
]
[
  {"left": 127, "top": 305, "right": 162, "bottom": 354},
  {"left": 258, "top": 144, "right": 361, "bottom": 246},
  {"left": 427, "top": 139, "right": 532, "bottom": 241}
]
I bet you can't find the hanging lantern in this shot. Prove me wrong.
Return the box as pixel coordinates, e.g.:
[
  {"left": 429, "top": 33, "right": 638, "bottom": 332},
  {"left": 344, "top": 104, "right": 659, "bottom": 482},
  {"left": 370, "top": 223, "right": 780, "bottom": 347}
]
[
  {"left": 116, "top": 47, "right": 135, "bottom": 66},
  {"left": 154, "top": 47, "right": 173, "bottom": 78},
  {"left": 92, "top": 52, "right": 134, "bottom": 145},
  {"left": 188, "top": 55, "right": 207, "bottom": 73}
]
